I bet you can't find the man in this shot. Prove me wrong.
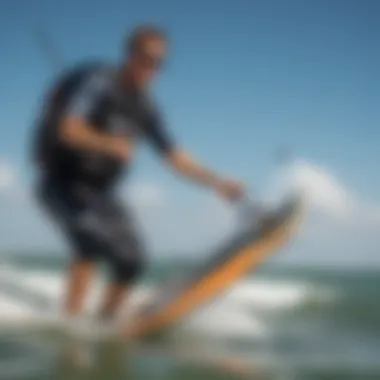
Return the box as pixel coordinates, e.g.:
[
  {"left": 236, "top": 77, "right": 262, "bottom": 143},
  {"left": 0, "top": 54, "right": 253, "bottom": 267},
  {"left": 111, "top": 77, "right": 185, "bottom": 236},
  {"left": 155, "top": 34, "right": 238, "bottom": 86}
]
[{"left": 32, "top": 25, "right": 245, "bottom": 324}]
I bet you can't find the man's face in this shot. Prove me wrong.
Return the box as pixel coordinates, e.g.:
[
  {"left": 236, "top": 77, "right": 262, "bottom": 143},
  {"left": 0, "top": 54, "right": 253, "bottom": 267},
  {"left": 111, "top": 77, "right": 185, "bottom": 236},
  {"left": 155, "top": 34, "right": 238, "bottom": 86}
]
[{"left": 127, "top": 37, "right": 166, "bottom": 87}]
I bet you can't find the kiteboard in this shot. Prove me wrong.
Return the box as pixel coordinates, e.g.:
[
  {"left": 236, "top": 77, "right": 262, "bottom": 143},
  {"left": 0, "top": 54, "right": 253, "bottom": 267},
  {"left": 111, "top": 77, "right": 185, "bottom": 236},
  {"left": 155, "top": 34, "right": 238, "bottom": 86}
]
[{"left": 124, "top": 193, "right": 304, "bottom": 339}]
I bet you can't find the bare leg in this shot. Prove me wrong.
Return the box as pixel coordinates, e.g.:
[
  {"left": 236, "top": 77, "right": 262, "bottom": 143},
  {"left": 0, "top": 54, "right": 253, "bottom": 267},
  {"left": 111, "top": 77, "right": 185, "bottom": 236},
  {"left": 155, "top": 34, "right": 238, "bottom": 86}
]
[
  {"left": 99, "top": 282, "right": 130, "bottom": 321},
  {"left": 64, "top": 258, "right": 95, "bottom": 316}
]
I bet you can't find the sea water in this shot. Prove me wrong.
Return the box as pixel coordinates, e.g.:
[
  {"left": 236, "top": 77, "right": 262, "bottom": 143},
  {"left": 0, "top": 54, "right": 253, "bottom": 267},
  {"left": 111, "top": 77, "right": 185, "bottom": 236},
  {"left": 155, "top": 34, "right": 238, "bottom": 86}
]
[{"left": 0, "top": 252, "right": 379, "bottom": 380}]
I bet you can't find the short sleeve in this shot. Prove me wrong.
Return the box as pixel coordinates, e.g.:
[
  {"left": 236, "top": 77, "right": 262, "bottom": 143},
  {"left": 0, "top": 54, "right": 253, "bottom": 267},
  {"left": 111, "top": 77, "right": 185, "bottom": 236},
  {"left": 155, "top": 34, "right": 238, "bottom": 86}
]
[
  {"left": 64, "top": 71, "right": 110, "bottom": 120},
  {"left": 140, "top": 97, "right": 176, "bottom": 155}
]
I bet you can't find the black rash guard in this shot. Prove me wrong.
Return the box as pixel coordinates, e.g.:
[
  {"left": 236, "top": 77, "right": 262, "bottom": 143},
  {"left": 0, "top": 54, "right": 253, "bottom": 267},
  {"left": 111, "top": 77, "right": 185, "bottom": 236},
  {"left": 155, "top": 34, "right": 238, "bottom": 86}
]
[{"left": 33, "top": 62, "right": 175, "bottom": 190}]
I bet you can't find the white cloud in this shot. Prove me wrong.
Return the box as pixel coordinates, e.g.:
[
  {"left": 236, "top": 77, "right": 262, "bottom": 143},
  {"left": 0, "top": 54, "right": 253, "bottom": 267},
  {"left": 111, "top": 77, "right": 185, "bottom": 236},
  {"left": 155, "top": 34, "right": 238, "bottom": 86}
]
[
  {"left": 269, "top": 158, "right": 380, "bottom": 266},
  {"left": 0, "top": 155, "right": 379, "bottom": 266},
  {"left": 126, "top": 183, "right": 165, "bottom": 210},
  {"left": 0, "top": 159, "right": 16, "bottom": 193},
  {"left": 0, "top": 158, "right": 29, "bottom": 202},
  {"left": 123, "top": 182, "right": 237, "bottom": 255},
  {"left": 270, "top": 159, "right": 354, "bottom": 218},
  {"left": 277, "top": 158, "right": 380, "bottom": 222},
  {"left": 133, "top": 159, "right": 380, "bottom": 264}
]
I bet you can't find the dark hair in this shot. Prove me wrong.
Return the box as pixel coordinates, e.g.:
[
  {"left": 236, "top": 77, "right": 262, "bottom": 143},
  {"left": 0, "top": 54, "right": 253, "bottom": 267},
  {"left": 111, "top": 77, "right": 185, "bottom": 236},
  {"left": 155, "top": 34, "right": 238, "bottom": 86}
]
[{"left": 126, "top": 24, "right": 166, "bottom": 55}]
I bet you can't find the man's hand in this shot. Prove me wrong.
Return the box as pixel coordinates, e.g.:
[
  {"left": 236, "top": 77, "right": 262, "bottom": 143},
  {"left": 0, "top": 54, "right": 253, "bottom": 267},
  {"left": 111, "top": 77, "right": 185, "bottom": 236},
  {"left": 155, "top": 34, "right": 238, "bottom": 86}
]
[{"left": 165, "top": 149, "right": 246, "bottom": 202}]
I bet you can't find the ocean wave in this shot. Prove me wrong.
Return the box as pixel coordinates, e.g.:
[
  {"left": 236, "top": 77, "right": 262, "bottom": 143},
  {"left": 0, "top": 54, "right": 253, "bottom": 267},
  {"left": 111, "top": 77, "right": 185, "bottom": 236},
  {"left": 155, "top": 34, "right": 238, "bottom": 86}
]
[{"left": 0, "top": 262, "right": 340, "bottom": 342}]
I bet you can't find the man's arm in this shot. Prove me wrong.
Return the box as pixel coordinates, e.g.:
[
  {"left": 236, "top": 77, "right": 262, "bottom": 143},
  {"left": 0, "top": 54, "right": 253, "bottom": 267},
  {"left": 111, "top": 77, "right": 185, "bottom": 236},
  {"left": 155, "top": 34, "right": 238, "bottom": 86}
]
[
  {"left": 141, "top": 101, "right": 244, "bottom": 201},
  {"left": 59, "top": 116, "right": 130, "bottom": 159},
  {"left": 58, "top": 72, "right": 130, "bottom": 160},
  {"left": 165, "top": 149, "right": 243, "bottom": 201},
  {"left": 164, "top": 149, "right": 221, "bottom": 188}
]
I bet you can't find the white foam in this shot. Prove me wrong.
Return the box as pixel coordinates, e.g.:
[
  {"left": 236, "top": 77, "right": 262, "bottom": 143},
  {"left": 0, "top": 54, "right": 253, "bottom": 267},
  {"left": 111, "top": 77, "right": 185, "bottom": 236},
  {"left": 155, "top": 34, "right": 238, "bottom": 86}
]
[
  {"left": 0, "top": 293, "right": 37, "bottom": 318},
  {"left": 0, "top": 264, "right": 329, "bottom": 341},
  {"left": 221, "top": 279, "right": 310, "bottom": 310},
  {"left": 183, "top": 306, "right": 267, "bottom": 338}
]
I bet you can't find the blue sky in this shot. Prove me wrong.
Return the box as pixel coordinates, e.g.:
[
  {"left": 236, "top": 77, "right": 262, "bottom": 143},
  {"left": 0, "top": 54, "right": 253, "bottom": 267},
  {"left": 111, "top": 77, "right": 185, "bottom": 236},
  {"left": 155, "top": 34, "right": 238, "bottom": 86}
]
[{"left": 0, "top": 0, "right": 379, "bottom": 265}]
